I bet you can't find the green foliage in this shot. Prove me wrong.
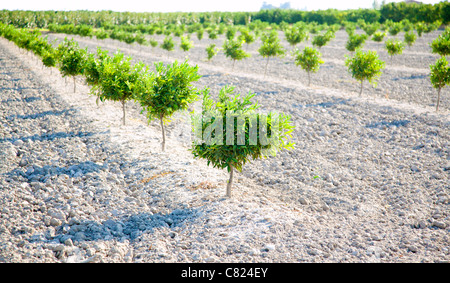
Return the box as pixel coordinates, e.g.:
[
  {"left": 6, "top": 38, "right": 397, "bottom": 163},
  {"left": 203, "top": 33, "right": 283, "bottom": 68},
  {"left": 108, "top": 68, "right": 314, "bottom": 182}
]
[
  {"left": 258, "top": 30, "right": 286, "bottom": 77},
  {"left": 133, "top": 60, "right": 201, "bottom": 150},
  {"left": 284, "top": 25, "right": 308, "bottom": 48},
  {"left": 94, "top": 28, "right": 109, "bottom": 40},
  {"left": 345, "top": 49, "right": 385, "bottom": 95},
  {"left": 388, "top": 22, "right": 402, "bottom": 36},
  {"left": 372, "top": 31, "right": 386, "bottom": 42},
  {"left": 385, "top": 39, "right": 405, "bottom": 57},
  {"left": 344, "top": 22, "right": 356, "bottom": 36},
  {"left": 415, "top": 22, "right": 425, "bottom": 37},
  {"left": 404, "top": 30, "right": 417, "bottom": 47},
  {"left": 57, "top": 38, "right": 88, "bottom": 92},
  {"left": 41, "top": 50, "right": 57, "bottom": 68},
  {"left": 312, "top": 30, "right": 335, "bottom": 49},
  {"left": 429, "top": 56, "right": 450, "bottom": 111},
  {"left": 238, "top": 27, "right": 255, "bottom": 47},
  {"left": 206, "top": 43, "right": 218, "bottom": 61},
  {"left": 207, "top": 28, "right": 218, "bottom": 39},
  {"left": 222, "top": 38, "right": 250, "bottom": 70},
  {"left": 161, "top": 35, "right": 175, "bottom": 52},
  {"left": 196, "top": 28, "right": 204, "bottom": 40},
  {"left": 362, "top": 23, "right": 379, "bottom": 36},
  {"left": 180, "top": 35, "right": 193, "bottom": 52},
  {"left": 149, "top": 38, "right": 158, "bottom": 48},
  {"left": 226, "top": 26, "right": 237, "bottom": 40},
  {"left": 96, "top": 51, "right": 141, "bottom": 125},
  {"left": 346, "top": 33, "right": 368, "bottom": 52},
  {"left": 135, "top": 32, "right": 148, "bottom": 46},
  {"left": 430, "top": 28, "right": 450, "bottom": 57},
  {"left": 190, "top": 85, "right": 294, "bottom": 197},
  {"left": 293, "top": 46, "right": 324, "bottom": 86}
]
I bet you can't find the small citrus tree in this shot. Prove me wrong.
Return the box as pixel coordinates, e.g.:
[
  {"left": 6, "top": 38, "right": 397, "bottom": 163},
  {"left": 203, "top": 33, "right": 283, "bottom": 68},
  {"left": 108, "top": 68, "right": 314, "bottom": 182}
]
[
  {"left": 206, "top": 43, "right": 218, "bottom": 62},
  {"left": 238, "top": 28, "right": 255, "bottom": 49},
  {"left": 430, "top": 56, "right": 450, "bottom": 112},
  {"left": 190, "top": 85, "right": 294, "bottom": 197},
  {"left": 180, "top": 35, "right": 193, "bottom": 52},
  {"left": 96, "top": 51, "right": 141, "bottom": 125},
  {"left": 161, "top": 35, "right": 175, "bottom": 56},
  {"left": 258, "top": 30, "right": 286, "bottom": 77},
  {"left": 57, "top": 38, "right": 88, "bottom": 93},
  {"left": 430, "top": 28, "right": 450, "bottom": 57},
  {"left": 133, "top": 60, "right": 201, "bottom": 151},
  {"left": 312, "top": 30, "right": 334, "bottom": 49},
  {"left": 293, "top": 46, "right": 324, "bottom": 87},
  {"left": 223, "top": 38, "right": 250, "bottom": 71},
  {"left": 345, "top": 49, "right": 385, "bottom": 96},
  {"left": 385, "top": 39, "right": 405, "bottom": 59},
  {"left": 346, "top": 34, "right": 368, "bottom": 52},
  {"left": 284, "top": 25, "right": 308, "bottom": 50},
  {"left": 372, "top": 31, "right": 386, "bottom": 42},
  {"left": 83, "top": 47, "right": 109, "bottom": 105},
  {"left": 404, "top": 31, "right": 417, "bottom": 48}
]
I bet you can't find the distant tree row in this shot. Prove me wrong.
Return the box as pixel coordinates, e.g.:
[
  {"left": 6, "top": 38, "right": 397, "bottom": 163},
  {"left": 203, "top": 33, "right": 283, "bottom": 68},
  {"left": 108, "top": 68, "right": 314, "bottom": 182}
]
[{"left": 0, "top": 1, "right": 449, "bottom": 30}]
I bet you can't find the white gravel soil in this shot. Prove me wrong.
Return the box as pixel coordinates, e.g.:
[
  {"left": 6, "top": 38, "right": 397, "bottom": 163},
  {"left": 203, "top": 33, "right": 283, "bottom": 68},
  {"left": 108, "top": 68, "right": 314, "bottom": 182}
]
[{"left": 0, "top": 29, "right": 449, "bottom": 263}]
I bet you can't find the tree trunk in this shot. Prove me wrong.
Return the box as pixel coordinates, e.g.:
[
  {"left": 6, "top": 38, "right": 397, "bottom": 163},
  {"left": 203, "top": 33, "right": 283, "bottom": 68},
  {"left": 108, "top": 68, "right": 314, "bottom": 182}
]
[
  {"left": 122, "top": 100, "right": 126, "bottom": 126},
  {"left": 308, "top": 72, "right": 311, "bottom": 87},
  {"left": 264, "top": 57, "right": 270, "bottom": 78},
  {"left": 160, "top": 114, "right": 166, "bottom": 151},
  {"left": 226, "top": 165, "right": 234, "bottom": 198},
  {"left": 232, "top": 59, "right": 236, "bottom": 71},
  {"left": 73, "top": 76, "right": 76, "bottom": 93},
  {"left": 436, "top": 88, "right": 441, "bottom": 112},
  {"left": 359, "top": 80, "right": 363, "bottom": 96}
]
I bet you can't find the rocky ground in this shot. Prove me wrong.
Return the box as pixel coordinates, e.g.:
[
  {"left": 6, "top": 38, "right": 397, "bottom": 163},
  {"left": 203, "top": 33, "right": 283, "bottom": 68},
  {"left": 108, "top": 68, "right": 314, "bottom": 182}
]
[{"left": 0, "top": 29, "right": 449, "bottom": 263}]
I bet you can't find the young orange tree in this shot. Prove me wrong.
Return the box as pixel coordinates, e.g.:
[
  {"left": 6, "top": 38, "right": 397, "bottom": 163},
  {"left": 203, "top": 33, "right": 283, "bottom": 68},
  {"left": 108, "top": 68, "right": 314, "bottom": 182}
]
[
  {"left": 133, "top": 60, "right": 202, "bottom": 151},
  {"left": 345, "top": 49, "right": 385, "bottom": 96},
  {"left": 190, "top": 85, "right": 294, "bottom": 197}
]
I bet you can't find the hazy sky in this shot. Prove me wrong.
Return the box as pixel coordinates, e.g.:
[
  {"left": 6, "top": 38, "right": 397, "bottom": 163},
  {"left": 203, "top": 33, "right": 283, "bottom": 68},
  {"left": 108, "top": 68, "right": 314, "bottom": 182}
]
[{"left": 0, "top": 0, "right": 444, "bottom": 12}]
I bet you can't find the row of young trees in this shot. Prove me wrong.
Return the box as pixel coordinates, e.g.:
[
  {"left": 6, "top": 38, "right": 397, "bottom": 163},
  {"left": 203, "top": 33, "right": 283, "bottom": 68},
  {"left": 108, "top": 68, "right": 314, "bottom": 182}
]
[
  {"left": 0, "top": 22, "right": 295, "bottom": 197},
  {"left": 39, "top": 16, "right": 449, "bottom": 111}
]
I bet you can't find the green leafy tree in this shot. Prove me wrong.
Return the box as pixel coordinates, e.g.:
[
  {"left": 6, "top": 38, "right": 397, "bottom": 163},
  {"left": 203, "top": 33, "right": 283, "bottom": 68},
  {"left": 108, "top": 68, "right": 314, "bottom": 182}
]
[
  {"left": 430, "top": 56, "right": 450, "bottom": 112},
  {"left": 362, "top": 23, "right": 379, "bottom": 36},
  {"left": 345, "top": 49, "right": 385, "bottom": 96},
  {"left": 430, "top": 28, "right": 450, "bottom": 57},
  {"left": 57, "top": 38, "right": 88, "bottom": 93},
  {"left": 346, "top": 34, "right": 368, "bottom": 52},
  {"left": 415, "top": 22, "right": 425, "bottom": 37},
  {"left": 404, "top": 30, "right": 417, "bottom": 48},
  {"left": 223, "top": 38, "right": 250, "bottom": 71},
  {"left": 258, "top": 30, "right": 286, "bottom": 77},
  {"left": 372, "top": 31, "right": 386, "bottom": 42},
  {"left": 180, "top": 35, "right": 194, "bottom": 52},
  {"left": 238, "top": 28, "right": 255, "bottom": 49},
  {"left": 96, "top": 51, "right": 141, "bottom": 125},
  {"left": 161, "top": 35, "right": 175, "bottom": 56},
  {"left": 135, "top": 32, "right": 148, "bottom": 53},
  {"left": 206, "top": 43, "right": 219, "bottom": 62},
  {"left": 226, "top": 26, "right": 237, "bottom": 40},
  {"left": 312, "top": 30, "right": 334, "bottom": 49},
  {"left": 293, "top": 46, "right": 324, "bottom": 87},
  {"left": 133, "top": 60, "right": 201, "bottom": 151},
  {"left": 83, "top": 47, "right": 109, "bottom": 105},
  {"left": 190, "top": 85, "right": 294, "bottom": 197},
  {"left": 196, "top": 28, "right": 204, "bottom": 40},
  {"left": 284, "top": 25, "right": 308, "bottom": 50},
  {"left": 207, "top": 28, "right": 218, "bottom": 40},
  {"left": 94, "top": 28, "right": 109, "bottom": 40},
  {"left": 385, "top": 39, "right": 405, "bottom": 59},
  {"left": 41, "top": 49, "right": 57, "bottom": 72},
  {"left": 388, "top": 22, "right": 402, "bottom": 36}
]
